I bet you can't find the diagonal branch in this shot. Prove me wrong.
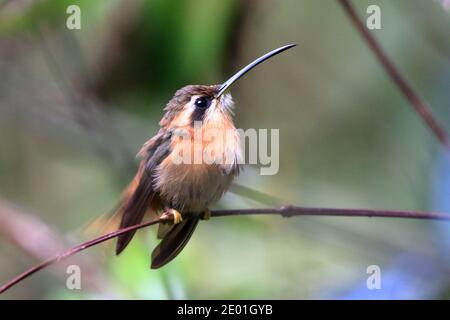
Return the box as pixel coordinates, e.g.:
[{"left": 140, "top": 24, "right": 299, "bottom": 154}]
[
  {"left": 1, "top": 205, "right": 449, "bottom": 294},
  {"left": 0, "top": 198, "right": 113, "bottom": 293},
  {"left": 337, "top": 0, "right": 450, "bottom": 150}
]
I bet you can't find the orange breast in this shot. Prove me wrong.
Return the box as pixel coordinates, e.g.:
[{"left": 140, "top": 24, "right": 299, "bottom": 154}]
[{"left": 154, "top": 116, "right": 240, "bottom": 211}]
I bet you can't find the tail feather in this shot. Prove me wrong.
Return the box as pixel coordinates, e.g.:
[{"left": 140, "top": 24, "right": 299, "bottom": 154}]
[
  {"left": 115, "top": 171, "right": 156, "bottom": 255},
  {"left": 151, "top": 217, "right": 199, "bottom": 269},
  {"left": 115, "top": 202, "right": 150, "bottom": 255}
]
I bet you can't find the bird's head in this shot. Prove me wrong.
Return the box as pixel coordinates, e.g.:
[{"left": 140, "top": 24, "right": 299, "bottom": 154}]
[{"left": 160, "top": 44, "right": 296, "bottom": 129}]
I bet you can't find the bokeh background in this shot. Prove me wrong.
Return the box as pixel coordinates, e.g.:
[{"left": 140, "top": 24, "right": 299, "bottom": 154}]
[{"left": 1, "top": 0, "right": 450, "bottom": 299}]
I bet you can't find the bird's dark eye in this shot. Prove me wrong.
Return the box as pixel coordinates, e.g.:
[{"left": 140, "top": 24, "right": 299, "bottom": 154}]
[{"left": 194, "top": 96, "right": 210, "bottom": 109}]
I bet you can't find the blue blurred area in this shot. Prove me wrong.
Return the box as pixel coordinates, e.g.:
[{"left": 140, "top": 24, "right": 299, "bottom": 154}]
[
  {"left": 336, "top": 253, "right": 447, "bottom": 299},
  {"left": 432, "top": 151, "right": 450, "bottom": 265},
  {"left": 337, "top": 72, "right": 450, "bottom": 299}
]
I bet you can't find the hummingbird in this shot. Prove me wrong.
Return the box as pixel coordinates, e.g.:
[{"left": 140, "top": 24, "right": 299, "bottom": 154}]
[{"left": 115, "top": 44, "right": 295, "bottom": 268}]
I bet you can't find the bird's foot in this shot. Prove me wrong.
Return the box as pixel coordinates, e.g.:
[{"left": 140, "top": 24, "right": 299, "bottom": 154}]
[
  {"left": 200, "top": 208, "right": 211, "bottom": 220},
  {"left": 162, "top": 209, "right": 183, "bottom": 224}
]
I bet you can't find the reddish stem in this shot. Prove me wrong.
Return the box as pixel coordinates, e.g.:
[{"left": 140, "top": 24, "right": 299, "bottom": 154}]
[
  {"left": 338, "top": 0, "right": 450, "bottom": 149},
  {"left": 1, "top": 206, "right": 449, "bottom": 294}
]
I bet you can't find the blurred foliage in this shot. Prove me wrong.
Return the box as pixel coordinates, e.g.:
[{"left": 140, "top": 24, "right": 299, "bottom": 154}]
[{"left": 1, "top": 0, "right": 450, "bottom": 299}]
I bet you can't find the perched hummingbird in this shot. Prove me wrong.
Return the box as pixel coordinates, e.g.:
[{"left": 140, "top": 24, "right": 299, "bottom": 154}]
[{"left": 115, "top": 44, "right": 295, "bottom": 268}]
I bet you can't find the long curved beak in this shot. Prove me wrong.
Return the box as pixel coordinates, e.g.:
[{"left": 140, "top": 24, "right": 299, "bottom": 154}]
[{"left": 216, "top": 43, "right": 296, "bottom": 98}]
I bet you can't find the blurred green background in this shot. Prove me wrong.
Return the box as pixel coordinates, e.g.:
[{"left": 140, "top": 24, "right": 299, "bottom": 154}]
[{"left": 1, "top": 0, "right": 450, "bottom": 299}]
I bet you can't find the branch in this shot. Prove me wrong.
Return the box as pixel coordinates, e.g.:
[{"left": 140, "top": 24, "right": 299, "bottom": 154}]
[
  {"left": 337, "top": 0, "right": 450, "bottom": 150},
  {"left": 1, "top": 205, "right": 449, "bottom": 294},
  {"left": 0, "top": 198, "right": 117, "bottom": 295}
]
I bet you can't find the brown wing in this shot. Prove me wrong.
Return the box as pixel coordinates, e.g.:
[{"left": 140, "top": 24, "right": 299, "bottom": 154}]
[{"left": 115, "top": 130, "right": 172, "bottom": 255}]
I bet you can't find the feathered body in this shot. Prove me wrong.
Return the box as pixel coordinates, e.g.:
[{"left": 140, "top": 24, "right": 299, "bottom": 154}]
[
  {"left": 116, "top": 85, "right": 242, "bottom": 268},
  {"left": 114, "top": 44, "right": 295, "bottom": 268}
]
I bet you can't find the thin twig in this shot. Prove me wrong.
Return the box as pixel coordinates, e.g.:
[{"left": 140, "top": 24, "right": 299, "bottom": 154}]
[
  {"left": 1, "top": 205, "right": 449, "bottom": 294},
  {"left": 211, "top": 206, "right": 450, "bottom": 220},
  {"left": 0, "top": 216, "right": 167, "bottom": 295},
  {"left": 0, "top": 198, "right": 115, "bottom": 294},
  {"left": 337, "top": 0, "right": 450, "bottom": 149}
]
